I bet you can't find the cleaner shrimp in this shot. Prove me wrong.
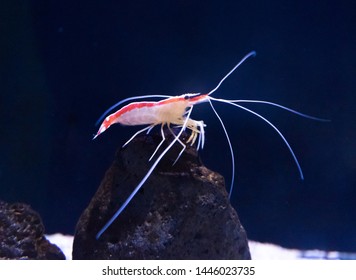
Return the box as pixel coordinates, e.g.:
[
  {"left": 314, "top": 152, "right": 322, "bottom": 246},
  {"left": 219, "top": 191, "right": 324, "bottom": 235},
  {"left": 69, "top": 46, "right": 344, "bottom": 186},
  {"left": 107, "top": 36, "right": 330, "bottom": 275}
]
[{"left": 93, "top": 51, "right": 327, "bottom": 239}]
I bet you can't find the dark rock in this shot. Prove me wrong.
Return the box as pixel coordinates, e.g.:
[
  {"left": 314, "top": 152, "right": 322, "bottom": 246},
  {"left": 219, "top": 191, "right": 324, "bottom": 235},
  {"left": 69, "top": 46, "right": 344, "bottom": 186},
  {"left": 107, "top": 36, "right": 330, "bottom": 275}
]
[
  {"left": 73, "top": 131, "right": 250, "bottom": 259},
  {"left": 0, "top": 200, "right": 65, "bottom": 260}
]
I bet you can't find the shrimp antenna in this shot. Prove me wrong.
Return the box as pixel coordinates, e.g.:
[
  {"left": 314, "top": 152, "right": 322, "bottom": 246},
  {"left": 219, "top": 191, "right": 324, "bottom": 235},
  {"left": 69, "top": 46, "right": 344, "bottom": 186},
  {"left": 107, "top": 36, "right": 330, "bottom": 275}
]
[
  {"left": 210, "top": 96, "right": 305, "bottom": 181},
  {"left": 208, "top": 51, "right": 256, "bottom": 96},
  {"left": 96, "top": 107, "right": 194, "bottom": 239},
  {"left": 222, "top": 99, "right": 330, "bottom": 122},
  {"left": 95, "top": 94, "right": 172, "bottom": 126},
  {"left": 207, "top": 99, "right": 235, "bottom": 199}
]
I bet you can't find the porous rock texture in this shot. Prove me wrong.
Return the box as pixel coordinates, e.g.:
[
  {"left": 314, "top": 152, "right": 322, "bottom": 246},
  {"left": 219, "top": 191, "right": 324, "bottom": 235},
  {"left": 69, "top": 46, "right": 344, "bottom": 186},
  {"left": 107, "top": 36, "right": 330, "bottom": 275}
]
[
  {"left": 73, "top": 131, "right": 250, "bottom": 259},
  {"left": 0, "top": 200, "right": 65, "bottom": 259}
]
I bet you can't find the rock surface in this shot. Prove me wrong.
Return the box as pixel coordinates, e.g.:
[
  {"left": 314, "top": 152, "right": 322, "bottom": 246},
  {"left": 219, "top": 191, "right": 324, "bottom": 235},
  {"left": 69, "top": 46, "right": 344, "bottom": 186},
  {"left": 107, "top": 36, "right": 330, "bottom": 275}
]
[
  {"left": 73, "top": 131, "right": 250, "bottom": 259},
  {"left": 0, "top": 200, "right": 65, "bottom": 259}
]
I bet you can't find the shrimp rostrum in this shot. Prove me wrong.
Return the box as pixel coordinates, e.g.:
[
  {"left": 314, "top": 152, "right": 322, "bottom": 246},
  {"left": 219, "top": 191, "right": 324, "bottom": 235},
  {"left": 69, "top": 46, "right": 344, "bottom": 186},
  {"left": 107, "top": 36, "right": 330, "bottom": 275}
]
[{"left": 93, "top": 51, "right": 328, "bottom": 239}]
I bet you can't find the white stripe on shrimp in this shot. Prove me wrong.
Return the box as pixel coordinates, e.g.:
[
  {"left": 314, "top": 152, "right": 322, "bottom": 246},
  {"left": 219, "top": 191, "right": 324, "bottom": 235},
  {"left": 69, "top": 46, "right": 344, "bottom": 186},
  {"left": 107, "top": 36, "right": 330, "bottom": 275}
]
[{"left": 94, "top": 51, "right": 328, "bottom": 239}]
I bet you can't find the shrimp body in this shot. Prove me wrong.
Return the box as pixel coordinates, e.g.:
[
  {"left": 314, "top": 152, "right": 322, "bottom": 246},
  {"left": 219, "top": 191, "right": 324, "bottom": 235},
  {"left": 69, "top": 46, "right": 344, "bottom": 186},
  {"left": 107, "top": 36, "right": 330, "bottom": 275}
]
[{"left": 94, "top": 94, "right": 208, "bottom": 145}]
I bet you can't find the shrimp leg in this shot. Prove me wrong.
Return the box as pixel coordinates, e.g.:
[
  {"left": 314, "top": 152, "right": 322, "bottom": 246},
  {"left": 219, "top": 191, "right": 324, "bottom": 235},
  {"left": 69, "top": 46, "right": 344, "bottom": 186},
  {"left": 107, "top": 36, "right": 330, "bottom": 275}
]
[
  {"left": 167, "top": 125, "right": 187, "bottom": 165},
  {"left": 123, "top": 125, "right": 155, "bottom": 147}
]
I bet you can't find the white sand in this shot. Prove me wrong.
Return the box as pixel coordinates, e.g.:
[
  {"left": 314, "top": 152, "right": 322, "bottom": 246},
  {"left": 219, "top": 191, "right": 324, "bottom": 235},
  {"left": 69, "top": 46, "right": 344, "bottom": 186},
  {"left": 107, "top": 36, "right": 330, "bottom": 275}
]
[{"left": 46, "top": 233, "right": 351, "bottom": 260}]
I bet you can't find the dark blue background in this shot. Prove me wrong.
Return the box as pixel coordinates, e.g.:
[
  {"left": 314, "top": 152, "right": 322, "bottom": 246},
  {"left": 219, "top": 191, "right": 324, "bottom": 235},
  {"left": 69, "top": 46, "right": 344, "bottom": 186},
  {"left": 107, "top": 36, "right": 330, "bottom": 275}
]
[{"left": 1, "top": 1, "right": 355, "bottom": 252}]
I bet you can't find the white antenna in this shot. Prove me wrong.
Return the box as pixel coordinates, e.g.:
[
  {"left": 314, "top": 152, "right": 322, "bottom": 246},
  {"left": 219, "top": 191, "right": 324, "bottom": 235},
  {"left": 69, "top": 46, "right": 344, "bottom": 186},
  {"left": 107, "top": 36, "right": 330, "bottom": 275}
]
[{"left": 208, "top": 51, "right": 256, "bottom": 96}]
